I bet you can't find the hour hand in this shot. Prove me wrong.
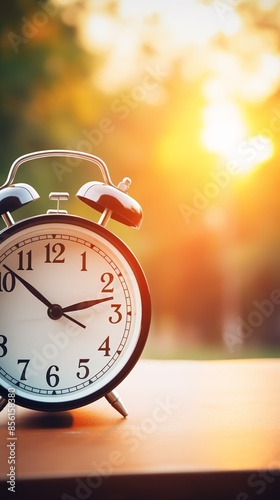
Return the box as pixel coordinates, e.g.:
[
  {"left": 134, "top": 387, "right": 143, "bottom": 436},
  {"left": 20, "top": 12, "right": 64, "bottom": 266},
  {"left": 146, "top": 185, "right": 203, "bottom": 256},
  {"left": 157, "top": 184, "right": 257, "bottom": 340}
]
[{"left": 62, "top": 296, "right": 113, "bottom": 313}]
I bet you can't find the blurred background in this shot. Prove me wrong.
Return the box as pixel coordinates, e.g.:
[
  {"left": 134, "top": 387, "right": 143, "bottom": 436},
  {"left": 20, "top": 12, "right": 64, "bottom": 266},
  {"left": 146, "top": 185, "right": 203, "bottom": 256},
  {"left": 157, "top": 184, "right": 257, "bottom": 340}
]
[{"left": 1, "top": 0, "right": 280, "bottom": 359}]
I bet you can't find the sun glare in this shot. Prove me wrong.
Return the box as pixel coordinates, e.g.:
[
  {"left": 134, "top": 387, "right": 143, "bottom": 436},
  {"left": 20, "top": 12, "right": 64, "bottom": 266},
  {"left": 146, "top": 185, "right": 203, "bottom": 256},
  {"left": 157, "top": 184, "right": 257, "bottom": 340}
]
[
  {"left": 201, "top": 99, "right": 275, "bottom": 176},
  {"left": 80, "top": 14, "right": 116, "bottom": 51},
  {"left": 67, "top": 0, "right": 279, "bottom": 179},
  {"left": 220, "top": 10, "right": 242, "bottom": 36},
  {"left": 201, "top": 101, "right": 247, "bottom": 158},
  {"left": 236, "top": 135, "right": 274, "bottom": 176}
]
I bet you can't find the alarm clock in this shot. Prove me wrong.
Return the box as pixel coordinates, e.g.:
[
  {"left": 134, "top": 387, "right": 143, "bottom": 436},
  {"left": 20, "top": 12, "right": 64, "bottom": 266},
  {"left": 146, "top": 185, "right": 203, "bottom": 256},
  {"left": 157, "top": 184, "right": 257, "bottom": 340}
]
[{"left": 0, "top": 150, "right": 151, "bottom": 417}]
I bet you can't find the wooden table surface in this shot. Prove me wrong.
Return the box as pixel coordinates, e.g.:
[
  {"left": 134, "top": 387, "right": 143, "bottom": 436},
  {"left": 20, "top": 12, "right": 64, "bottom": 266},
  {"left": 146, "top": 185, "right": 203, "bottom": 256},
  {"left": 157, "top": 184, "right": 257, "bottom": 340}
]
[{"left": 1, "top": 358, "right": 280, "bottom": 499}]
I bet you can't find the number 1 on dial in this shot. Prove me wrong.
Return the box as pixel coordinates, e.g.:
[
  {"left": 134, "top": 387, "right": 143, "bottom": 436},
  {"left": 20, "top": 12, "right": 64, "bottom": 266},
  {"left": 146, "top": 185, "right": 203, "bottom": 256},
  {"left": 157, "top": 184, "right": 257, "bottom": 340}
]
[{"left": 81, "top": 251, "right": 87, "bottom": 271}]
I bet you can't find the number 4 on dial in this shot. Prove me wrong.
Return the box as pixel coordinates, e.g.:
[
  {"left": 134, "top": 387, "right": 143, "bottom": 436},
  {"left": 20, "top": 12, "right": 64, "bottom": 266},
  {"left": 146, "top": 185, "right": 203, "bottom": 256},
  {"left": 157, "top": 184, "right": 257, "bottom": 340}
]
[{"left": 98, "top": 337, "right": 110, "bottom": 357}]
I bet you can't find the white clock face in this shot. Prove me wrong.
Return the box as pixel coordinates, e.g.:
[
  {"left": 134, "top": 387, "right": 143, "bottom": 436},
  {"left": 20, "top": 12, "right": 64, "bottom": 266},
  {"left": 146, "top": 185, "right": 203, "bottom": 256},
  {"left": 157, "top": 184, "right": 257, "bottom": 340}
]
[{"left": 0, "top": 215, "right": 150, "bottom": 410}]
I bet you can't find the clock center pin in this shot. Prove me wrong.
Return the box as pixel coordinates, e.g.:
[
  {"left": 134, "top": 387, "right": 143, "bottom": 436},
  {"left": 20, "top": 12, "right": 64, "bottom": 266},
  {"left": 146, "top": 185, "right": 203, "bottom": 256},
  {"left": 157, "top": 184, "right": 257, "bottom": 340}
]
[{"left": 48, "top": 303, "right": 63, "bottom": 320}]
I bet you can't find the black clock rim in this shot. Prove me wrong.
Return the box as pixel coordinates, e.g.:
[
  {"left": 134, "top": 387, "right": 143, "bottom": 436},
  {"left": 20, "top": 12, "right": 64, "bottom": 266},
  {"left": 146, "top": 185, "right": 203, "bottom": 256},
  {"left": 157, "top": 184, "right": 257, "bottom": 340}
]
[{"left": 0, "top": 214, "right": 151, "bottom": 412}]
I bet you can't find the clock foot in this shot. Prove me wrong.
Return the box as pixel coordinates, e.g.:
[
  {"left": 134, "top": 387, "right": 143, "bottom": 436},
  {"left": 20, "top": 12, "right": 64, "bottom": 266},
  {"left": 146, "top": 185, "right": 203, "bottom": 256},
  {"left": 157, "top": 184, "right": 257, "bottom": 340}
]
[
  {"left": 105, "top": 390, "right": 128, "bottom": 418},
  {"left": 0, "top": 396, "right": 8, "bottom": 412}
]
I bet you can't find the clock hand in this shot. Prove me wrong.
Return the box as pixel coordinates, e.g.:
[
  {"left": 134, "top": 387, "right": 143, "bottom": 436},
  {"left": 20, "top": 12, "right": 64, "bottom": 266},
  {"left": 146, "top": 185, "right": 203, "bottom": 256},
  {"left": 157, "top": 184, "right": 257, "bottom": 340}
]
[
  {"left": 2, "top": 264, "right": 86, "bottom": 329},
  {"left": 49, "top": 306, "right": 86, "bottom": 329},
  {"left": 3, "top": 264, "right": 52, "bottom": 308},
  {"left": 62, "top": 296, "right": 113, "bottom": 313}
]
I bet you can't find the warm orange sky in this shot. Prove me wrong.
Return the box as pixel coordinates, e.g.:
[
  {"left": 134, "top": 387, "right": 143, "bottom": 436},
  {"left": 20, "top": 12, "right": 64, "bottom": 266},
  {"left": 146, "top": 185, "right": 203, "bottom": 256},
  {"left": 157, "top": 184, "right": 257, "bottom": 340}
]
[
  {"left": 1, "top": 1, "right": 280, "bottom": 356},
  {"left": 58, "top": 0, "right": 280, "bottom": 177}
]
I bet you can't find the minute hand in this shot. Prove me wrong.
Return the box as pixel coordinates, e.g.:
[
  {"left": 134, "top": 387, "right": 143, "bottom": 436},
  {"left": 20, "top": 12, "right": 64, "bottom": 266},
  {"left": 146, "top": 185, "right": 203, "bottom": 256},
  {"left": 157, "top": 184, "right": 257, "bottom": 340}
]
[
  {"left": 3, "top": 264, "right": 52, "bottom": 308},
  {"left": 2, "top": 263, "right": 86, "bottom": 329},
  {"left": 62, "top": 297, "right": 113, "bottom": 313}
]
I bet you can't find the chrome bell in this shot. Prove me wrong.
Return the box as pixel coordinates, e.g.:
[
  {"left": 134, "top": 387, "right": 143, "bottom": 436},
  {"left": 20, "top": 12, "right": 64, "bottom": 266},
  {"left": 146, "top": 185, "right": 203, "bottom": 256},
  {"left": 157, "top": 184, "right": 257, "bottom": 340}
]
[
  {"left": 0, "top": 183, "right": 40, "bottom": 226},
  {"left": 76, "top": 179, "right": 143, "bottom": 229}
]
